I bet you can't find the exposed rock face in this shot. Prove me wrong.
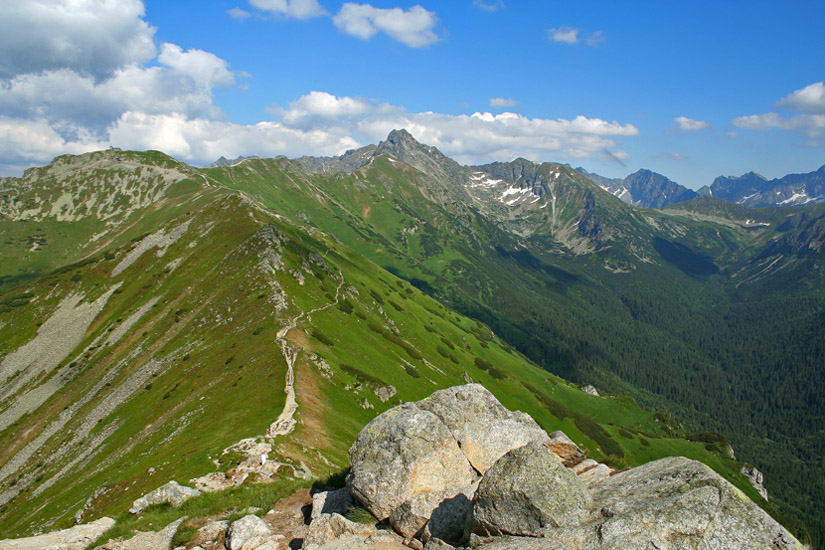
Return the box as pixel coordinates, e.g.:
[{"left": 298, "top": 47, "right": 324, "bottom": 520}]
[
  {"left": 332, "top": 384, "right": 799, "bottom": 550},
  {"left": 741, "top": 464, "right": 769, "bottom": 501},
  {"left": 93, "top": 517, "right": 184, "bottom": 550},
  {"left": 347, "top": 383, "right": 553, "bottom": 537},
  {"left": 303, "top": 513, "right": 408, "bottom": 550},
  {"left": 416, "top": 384, "right": 551, "bottom": 474},
  {"left": 471, "top": 442, "right": 592, "bottom": 537},
  {"left": 0, "top": 517, "right": 115, "bottom": 550},
  {"left": 347, "top": 402, "right": 478, "bottom": 520},
  {"left": 476, "top": 457, "right": 799, "bottom": 550},
  {"left": 225, "top": 514, "right": 272, "bottom": 550},
  {"left": 128, "top": 480, "right": 200, "bottom": 514},
  {"left": 545, "top": 431, "right": 585, "bottom": 467},
  {"left": 311, "top": 488, "right": 354, "bottom": 521},
  {"left": 390, "top": 480, "right": 479, "bottom": 542}
]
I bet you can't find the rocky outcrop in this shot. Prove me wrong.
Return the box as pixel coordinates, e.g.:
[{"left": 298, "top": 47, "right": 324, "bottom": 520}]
[
  {"left": 311, "top": 488, "right": 353, "bottom": 521},
  {"left": 470, "top": 442, "right": 592, "bottom": 537},
  {"left": 94, "top": 517, "right": 184, "bottom": 550},
  {"left": 741, "top": 463, "right": 769, "bottom": 501},
  {"left": 304, "top": 513, "right": 408, "bottom": 550},
  {"left": 415, "top": 384, "right": 551, "bottom": 474},
  {"left": 128, "top": 480, "right": 200, "bottom": 514},
  {"left": 315, "top": 384, "right": 799, "bottom": 550},
  {"left": 347, "top": 402, "right": 478, "bottom": 521},
  {"left": 0, "top": 517, "right": 115, "bottom": 550},
  {"left": 475, "top": 457, "right": 798, "bottom": 549},
  {"left": 225, "top": 514, "right": 274, "bottom": 550},
  {"left": 346, "top": 384, "right": 551, "bottom": 535}
]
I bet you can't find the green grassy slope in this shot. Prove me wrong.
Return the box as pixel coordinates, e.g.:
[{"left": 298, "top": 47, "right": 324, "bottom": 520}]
[{"left": 0, "top": 153, "right": 763, "bottom": 541}]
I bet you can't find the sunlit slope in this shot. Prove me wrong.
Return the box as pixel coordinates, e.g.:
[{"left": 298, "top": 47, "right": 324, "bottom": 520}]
[
  {"left": 0, "top": 156, "right": 751, "bottom": 538},
  {"left": 0, "top": 149, "right": 210, "bottom": 291}
]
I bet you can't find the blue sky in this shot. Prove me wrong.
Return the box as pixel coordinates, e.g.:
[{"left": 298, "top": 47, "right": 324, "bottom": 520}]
[{"left": 1, "top": 0, "right": 823, "bottom": 189}]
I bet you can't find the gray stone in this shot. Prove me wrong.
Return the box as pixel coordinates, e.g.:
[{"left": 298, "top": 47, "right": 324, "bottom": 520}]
[
  {"left": 389, "top": 480, "right": 478, "bottom": 541},
  {"left": 225, "top": 514, "right": 271, "bottom": 550},
  {"left": 471, "top": 442, "right": 592, "bottom": 537},
  {"left": 581, "top": 384, "right": 599, "bottom": 396},
  {"left": 197, "top": 520, "right": 229, "bottom": 543},
  {"left": 571, "top": 458, "right": 598, "bottom": 474},
  {"left": 741, "top": 463, "right": 769, "bottom": 501},
  {"left": 373, "top": 385, "right": 397, "bottom": 403},
  {"left": 347, "top": 402, "right": 477, "bottom": 520},
  {"left": 0, "top": 517, "right": 115, "bottom": 550},
  {"left": 476, "top": 456, "right": 800, "bottom": 550},
  {"left": 311, "top": 487, "right": 354, "bottom": 521},
  {"left": 416, "top": 384, "right": 550, "bottom": 474},
  {"left": 577, "top": 463, "right": 612, "bottom": 486},
  {"left": 423, "top": 538, "right": 454, "bottom": 550},
  {"left": 545, "top": 431, "right": 584, "bottom": 467},
  {"left": 93, "top": 517, "right": 185, "bottom": 550},
  {"left": 128, "top": 481, "right": 200, "bottom": 514},
  {"left": 303, "top": 513, "right": 377, "bottom": 550}
]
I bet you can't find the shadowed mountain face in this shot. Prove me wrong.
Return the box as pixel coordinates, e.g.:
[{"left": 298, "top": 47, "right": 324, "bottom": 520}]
[
  {"left": 1, "top": 131, "right": 823, "bottom": 546},
  {"left": 577, "top": 167, "right": 697, "bottom": 208}
]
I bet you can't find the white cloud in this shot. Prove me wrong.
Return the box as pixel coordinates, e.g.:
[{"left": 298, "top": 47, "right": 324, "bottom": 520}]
[
  {"left": 0, "top": 89, "right": 640, "bottom": 175},
  {"left": 674, "top": 116, "right": 710, "bottom": 132},
  {"left": 0, "top": 0, "right": 156, "bottom": 79},
  {"left": 490, "top": 97, "right": 518, "bottom": 108},
  {"left": 732, "top": 112, "right": 825, "bottom": 136},
  {"left": 473, "top": 0, "right": 505, "bottom": 12},
  {"left": 777, "top": 82, "right": 825, "bottom": 113},
  {"left": 333, "top": 3, "right": 440, "bottom": 48},
  {"left": 547, "top": 26, "right": 604, "bottom": 46},
  {"left": 157, "top": 44, "right": 236, "bottom": 88},
  {"left": 547, "top": 27, "right": 580, "bottom": 44},
  {"left": 228, "top": 7, "right": 253, "bottom": 19},
  {"left": 248, "top": 0, "right": 327, "bottom": 19}
]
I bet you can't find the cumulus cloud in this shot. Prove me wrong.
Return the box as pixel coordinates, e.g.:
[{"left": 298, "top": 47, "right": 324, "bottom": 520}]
[
  {"left": 333, "top": 3, "right": 440, "bottom": 48},
  {"left": 248, "top": 0, "right": 327, "bottom": 19},
  {"left": 547, "top": 27, "right": 580, "bottom": 44},
  {"left": 490, "top": 97, "right": 518, "bottom": 108},
  {"left": 0, "top": 87, "right": 640, "bottom": 175},
  {"left": 777, "top": 81, "right": 825, "bottom": 113},
  {"left": 731, "top": 82, "right": 825, "bottom": 138},
  {"left": 547, "top": 27, "right": 604, "bottom": 46},
  {"left": 674, "top": 116, "right": 710, "bottom": 132},
  {"left": 0, "top": 0, "right": 156, "bottom": 79}
]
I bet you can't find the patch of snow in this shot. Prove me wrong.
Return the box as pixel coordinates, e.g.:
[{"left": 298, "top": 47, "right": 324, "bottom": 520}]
[{"left": 779, "top": 192, "right": 814, "bottom": 205}]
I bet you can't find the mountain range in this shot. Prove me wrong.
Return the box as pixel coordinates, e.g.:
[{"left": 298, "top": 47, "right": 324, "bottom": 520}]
[
  {"left": 0, "top": 130, "right": 823, "bottom": 548},
  {"left": 577, "top": 164, "right": 825, "bottom": 209}
]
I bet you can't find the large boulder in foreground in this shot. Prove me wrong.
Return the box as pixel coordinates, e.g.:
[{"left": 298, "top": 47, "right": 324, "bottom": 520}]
[
  {"left": 347, "top": 402, "right": 478, "bottom": 520},
  {"left": 347, "top": 384, "right": 552, "bottom": 536},
  {"left": 471, "top": 441, "right": 592, "bottom": 537},
  {"left": 416, "top": 384, "right": 551, "bottom": 474},
  {"left": 476, "top": 456, "right": 800, "bottom": 550}
]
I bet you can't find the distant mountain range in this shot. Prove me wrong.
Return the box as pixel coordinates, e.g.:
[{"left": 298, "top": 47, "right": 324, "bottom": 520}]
[{"left": 577, "top": 164, "right": 825, "bottom": 209}]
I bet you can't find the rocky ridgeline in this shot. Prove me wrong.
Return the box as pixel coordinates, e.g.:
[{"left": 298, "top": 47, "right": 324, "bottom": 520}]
[{"left": 0, "top": 384, "right": 800, "bottom": 550}]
